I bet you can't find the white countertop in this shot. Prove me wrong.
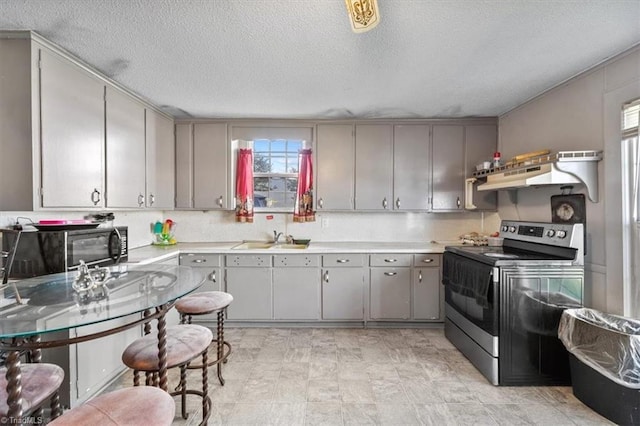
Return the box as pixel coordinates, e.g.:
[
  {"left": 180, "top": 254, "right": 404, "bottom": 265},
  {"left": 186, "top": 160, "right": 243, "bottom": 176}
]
[{"left": 127, "top": 241, "right": 457, "bottom": 265}]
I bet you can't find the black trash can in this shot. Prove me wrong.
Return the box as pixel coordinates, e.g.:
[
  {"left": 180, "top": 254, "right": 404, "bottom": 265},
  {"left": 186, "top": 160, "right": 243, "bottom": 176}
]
[{"left": 559, "top": 308, "right": 640, "bottom": 425}]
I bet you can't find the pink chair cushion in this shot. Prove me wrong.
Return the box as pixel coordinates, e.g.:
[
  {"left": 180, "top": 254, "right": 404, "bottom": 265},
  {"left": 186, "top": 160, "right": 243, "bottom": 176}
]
[
  {"left": 0, "top": 363, "right": 64, "bottom": 416},
  {"left": 49, "top": 386, "right": 174, "bottom": 425},
  {"left": 175, "top": 291, "right": 233, "bottom": 315},
  {"left": 121, "top": 324, "right": 213, "bottom": 371}
]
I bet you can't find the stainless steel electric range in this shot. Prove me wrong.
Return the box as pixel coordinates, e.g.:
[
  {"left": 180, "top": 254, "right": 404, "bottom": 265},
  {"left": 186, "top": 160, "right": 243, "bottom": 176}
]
[{"left": 443, "top": 220, "right": 584, "bottom": 386}]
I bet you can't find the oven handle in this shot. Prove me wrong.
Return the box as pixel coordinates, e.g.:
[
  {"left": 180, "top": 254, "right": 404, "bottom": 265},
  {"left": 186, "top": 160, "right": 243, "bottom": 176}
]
[{"left": 109, "top": 228, "right": 123, "bottom": 264}]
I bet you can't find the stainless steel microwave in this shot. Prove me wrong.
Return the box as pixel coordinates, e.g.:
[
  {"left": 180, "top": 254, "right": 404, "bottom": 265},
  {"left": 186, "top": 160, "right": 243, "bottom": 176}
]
[{"left": 1, "top": 226, "right": 128, "bottom": 279}]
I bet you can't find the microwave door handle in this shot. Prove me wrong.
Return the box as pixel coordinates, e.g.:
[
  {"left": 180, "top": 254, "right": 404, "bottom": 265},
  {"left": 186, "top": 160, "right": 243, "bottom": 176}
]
[{"left": 109, "top": 228, "right": 123, "bottom": 264}]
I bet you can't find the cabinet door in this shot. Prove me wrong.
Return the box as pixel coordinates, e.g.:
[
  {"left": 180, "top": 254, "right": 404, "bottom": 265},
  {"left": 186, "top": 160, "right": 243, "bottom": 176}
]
[
  {"left": 194, "top": 123, "right": 228, "bottom": 209},
  {"left": 465, "top": 124, "right": 497, "bottom": 211},
  {"left": 273, "top": 268, "right": 320, "bottom": 319},
  {"left": 369, "top": 268, "right": 411, "bottom": 319},
  {"left": 145, "top": 110, "right": 175, "bottom": 209},
  {"left": 413, "top": 267, "right": 441, "bottom": 320},
  {"left": 322, "top": 268, "right": 364, "bottom": 320},
  {"left": 226, "top": 268, "right": 272, "bottom": 319},
  {"left": 175, "top": 124, "right": 194, "bottom": 208},
  {"left": 431, "top": 125, "right": 465, "bottom": 211},
  {"left": 355, "top": 124, "right": 393, "bottom": 210},
  {"left": 39, "top": 49, "right": 105, "bottom": 208},
  {"left": 105, "top": 87, "right": 146, "bottom": 208},
  {"left": 316, "top": 124, "right": 355, "bottom": 210},
  {"left": 393, "top": 125, "right": 430, "bottom": 210}
]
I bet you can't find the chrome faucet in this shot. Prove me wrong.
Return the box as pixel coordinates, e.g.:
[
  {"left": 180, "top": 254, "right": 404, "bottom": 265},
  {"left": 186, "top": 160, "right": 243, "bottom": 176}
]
[{"left": 273, "top": 231, "right": 284, "bottom": 244}]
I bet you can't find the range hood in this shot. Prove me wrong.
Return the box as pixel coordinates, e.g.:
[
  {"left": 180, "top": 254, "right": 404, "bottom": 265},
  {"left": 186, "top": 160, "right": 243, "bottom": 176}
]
[{"left": 475, "top": 151, "right": 603, "bottom": 202}]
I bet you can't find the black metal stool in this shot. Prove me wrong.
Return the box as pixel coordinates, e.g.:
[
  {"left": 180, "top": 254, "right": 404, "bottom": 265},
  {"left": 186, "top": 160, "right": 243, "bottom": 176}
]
[
  {"left": 121, "top": 324, "right": 213, "bottom": 425},
  {"left": 175, "top": 291, "right": 233, "bottom": 385},
  {"left": 49, "top": 386, "right": 175, "bottom": 425},
  {"left": 0, "top": 363, "right": 64, "bottom": 421}
]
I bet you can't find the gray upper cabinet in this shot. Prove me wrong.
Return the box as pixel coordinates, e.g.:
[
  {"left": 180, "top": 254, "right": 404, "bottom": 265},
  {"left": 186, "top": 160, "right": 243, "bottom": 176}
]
[
  {"left": 316, "top": 124, "right": 355, "bottom": 210},
  {"left": 175, "top": 122, "right": 230, "bottom": 210},
  {"left": 40, "top": 48, "right": 106, "bottom": 208},
  {"left": 194, "top": 123, "right": 228, "bottom": 209},
  {"left": 145, "top": 109, "right": 175, "bottom": 209},
  {"left": 393, "top": 125, "right": 430, "bottom": 210},
  {"left": 465, "top": 124, "right": 497, "bottom": 211},
  {"left": 355, "top": 124, "right": 393, "bottom": 210},
  {"left": 105, "top": 87, "right": 146, "bottom": 208},
  {"left": 431, "top": 125, "right": 465, "bottom": 211}
]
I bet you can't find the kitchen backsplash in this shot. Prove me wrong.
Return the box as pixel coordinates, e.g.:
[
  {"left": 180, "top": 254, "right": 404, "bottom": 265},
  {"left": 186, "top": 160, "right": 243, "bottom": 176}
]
[{"left": 0, "top": 210, "right": 501, "bottom": 248}]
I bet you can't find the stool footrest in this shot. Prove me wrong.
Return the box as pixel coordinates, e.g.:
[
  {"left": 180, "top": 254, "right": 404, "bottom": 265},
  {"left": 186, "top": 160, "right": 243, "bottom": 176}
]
[{"left": 187, "top": 340, "right": 232, "bottom": 370}]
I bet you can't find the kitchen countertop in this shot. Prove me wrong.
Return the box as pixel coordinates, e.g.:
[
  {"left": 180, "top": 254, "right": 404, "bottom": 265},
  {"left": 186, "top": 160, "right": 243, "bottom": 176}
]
[{"left": 127, "top": 241, "right": 456, "bottom": 265}]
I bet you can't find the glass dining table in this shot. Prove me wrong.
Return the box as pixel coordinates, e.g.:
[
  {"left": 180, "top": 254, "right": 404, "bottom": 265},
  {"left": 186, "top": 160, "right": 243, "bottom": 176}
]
[{"left": 0, "top": 263, "right": 206, "bottom": 419}]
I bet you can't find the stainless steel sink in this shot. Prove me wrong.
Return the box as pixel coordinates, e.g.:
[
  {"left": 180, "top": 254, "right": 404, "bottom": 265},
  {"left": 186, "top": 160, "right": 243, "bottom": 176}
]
[{"left": 231, "top": 241, "right": 310, "bottom": 250}]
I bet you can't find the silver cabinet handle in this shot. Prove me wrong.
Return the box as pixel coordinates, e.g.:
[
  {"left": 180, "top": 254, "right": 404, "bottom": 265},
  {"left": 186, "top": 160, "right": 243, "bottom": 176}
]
[
  {"left": 384, "top": 258, "right": 397, "bottom": 263},
  {"left": 422, "top": 258, "right": 434, "bottom": 263},
  {"left": 138, "top": 194, "right": 145, "bottom": 207},
  {"left": 209, "top": 270, "right": 216, "bottom": 283},
  {"left": 91, "top": 188, "right": 101, "bottom": 205},
  {"left": 149, "top": 194, "right": 155, "bottom": 206},
  {"left": 217, "top": 196, "right": 224, "bottom": 207},
  {"left": 324, "top": 270, "right": 329, "bottom": 282},
  {"left": 193, "top": 259, "right": 206, "bottom": 263},
  {"left": 419, "top": 271, "right": 422, "bottom": 282},
  {"left": 456, "top": 197, "right": 461, "bottom": 208},
  {"left": 396, "top": 198, "right": 401, "bottom": 209},
  {"left": 336, "top": 259, "right": 350, "bottom": 263},
  {"left": 318, "top": 198, "right": 324, "bottom": 208},
  {"left": 382, "top": 198, "right": 388, "bottom": 209},
  {"left": 384, "top": 272, "right": 397, "bottom": 276}
]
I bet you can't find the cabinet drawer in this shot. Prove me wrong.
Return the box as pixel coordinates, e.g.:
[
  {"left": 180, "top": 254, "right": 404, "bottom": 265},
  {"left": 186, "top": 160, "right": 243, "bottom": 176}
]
[
  {"left": 322, "top": 254, "right": 364, "bottom": 267},
  {"left": 226, "top": 255, "right": 271, "bottom": 267},
  {"left": 274, "top": 255, "right": 319, "bottom": 267},
  {"left": 413, "top": 254, "right": 441, "bottom": 267},
  {"left": 369, "top": 254, "right": 412, "bottom": 267},
  {"left": 179, "top": 253, "right": 221, "bottom": 267}
]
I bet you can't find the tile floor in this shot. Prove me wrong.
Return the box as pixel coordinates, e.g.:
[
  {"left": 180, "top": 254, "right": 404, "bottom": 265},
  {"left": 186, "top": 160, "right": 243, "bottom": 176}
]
[{"left": 104, "top": 327, "right": 613, "bottom": 425}]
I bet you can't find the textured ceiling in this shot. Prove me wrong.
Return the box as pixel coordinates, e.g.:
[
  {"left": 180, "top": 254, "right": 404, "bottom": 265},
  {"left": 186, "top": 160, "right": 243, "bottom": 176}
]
[{"left": 1, "top": 0, "right": 639, "bottom": 119}]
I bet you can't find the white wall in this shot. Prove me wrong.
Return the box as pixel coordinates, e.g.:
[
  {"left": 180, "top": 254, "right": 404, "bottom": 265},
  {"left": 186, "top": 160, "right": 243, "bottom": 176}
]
[
  {"left": 498, "top": 46, "right": 640, "bottom": 314},
  {"left": 0, "top": 209, "right": 501, "bottom": 249}
]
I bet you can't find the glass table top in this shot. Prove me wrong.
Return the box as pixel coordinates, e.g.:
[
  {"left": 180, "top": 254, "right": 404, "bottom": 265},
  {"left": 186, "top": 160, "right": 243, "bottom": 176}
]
[{"left": 0, "top": 264, "right": 206, "bottom": 339}]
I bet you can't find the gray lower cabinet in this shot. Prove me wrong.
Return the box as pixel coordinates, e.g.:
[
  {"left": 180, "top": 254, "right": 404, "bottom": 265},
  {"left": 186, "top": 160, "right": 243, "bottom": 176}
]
[
  {"left": 321, "top": 253, "right": 365, "bottom": 320},
  {"left": 369, "top": 254, "right": 412, "bottom": 320},
  {"left": 226, "top": 255, "right": 272, "bottom": 320},
  {"left": 273, "top": 268, "right": 321, "bottom": 320},
  {"left": 179, "top": 253, "right": 222, "bottom": 322},
  {"left": 412, "top": 254, "right": 442, "bottom": 320}
]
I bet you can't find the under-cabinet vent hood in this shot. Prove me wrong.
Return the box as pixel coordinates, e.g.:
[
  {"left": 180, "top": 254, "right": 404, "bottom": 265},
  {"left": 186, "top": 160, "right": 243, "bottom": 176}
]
[{"left": 474, "top": 151, "right": 603, "bottom": 202}]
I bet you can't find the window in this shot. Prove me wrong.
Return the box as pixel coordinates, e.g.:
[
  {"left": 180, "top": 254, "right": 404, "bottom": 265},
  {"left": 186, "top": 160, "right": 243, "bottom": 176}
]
[
  {"left": 622, "top": 99, "right": 640, "bottom": 318},
  {"left": 253, "top": 139, "right": 302, "bottom": 209}
]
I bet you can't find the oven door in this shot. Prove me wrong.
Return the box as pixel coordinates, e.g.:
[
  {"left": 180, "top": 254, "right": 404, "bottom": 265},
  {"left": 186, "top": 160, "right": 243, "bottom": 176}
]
[{"left": 442, "top": 252, "right": 499, "bottom": 336}]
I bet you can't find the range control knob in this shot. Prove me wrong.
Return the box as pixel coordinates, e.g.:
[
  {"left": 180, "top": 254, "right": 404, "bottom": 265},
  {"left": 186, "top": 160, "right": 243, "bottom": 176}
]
[
  {"left": 509, "top": 226, "right": 517, "bottom": 233},
  {"left": 501, "top": 225, "right": 508, "bottom": 232},
  {"left": 556, "top": 230, "right": 567, "bottom": 239},
  {"left": 546, "top": 229, "right": 556, "bottom": 238}
]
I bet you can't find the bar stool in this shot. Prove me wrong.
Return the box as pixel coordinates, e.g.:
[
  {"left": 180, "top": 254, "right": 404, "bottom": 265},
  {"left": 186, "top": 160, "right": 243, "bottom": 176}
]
[
  {"left": 49, "top": 386, "right": 175, "bottom": 425},
  {"left": 175, "top": 291, "right": 233, "bottom": 385},
  {"left": 121, "top": 324, "right": 213, "bottom": 425},
  {"left": 0, "top": 363, "right": 64, "bottom": 420}
]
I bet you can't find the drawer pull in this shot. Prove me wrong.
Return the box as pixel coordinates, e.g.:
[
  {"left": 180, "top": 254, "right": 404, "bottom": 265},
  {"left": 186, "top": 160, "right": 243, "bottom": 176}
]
[
  {"left": 422, "top": 258, "right": 434, "bottom": 263},
  {"left": 193, "top": 259, "right": 206, "bottom": 263},
  {"left": 418, "top": 271, "right": 422, "bottom": 282},
  {"left": 336, "top": 259, "right": 350, "bottom": 263},
  {"left": 384, "top": 272, "right": 397, "bottom": 276},
  {"left": 384, "top": 259, "right": 397, "bottom": 263}
]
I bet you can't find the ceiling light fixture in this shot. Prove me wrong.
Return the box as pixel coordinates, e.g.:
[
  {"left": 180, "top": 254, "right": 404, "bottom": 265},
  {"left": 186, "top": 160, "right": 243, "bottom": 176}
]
[{"left": 345, "top": 0, "right": 380, "bottom": 33}]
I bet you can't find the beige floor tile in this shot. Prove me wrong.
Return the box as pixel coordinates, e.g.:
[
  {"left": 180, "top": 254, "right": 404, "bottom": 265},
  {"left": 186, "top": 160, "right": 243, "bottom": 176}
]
[
  {"left": 308, "top": 379, "right": 341, "bottom": 402},
  {"left": 342, "top": 402, "right": 380, "bottom": 425},
  {"left": 339, "top": 380, "right": 376, "bottom": 403},
  {"left": 273, "top": 378, "right": 308, "bottom": 403},
  {"left": 268, "top": 402, "right": 306, "bottom": 426},
  {"left": 226, "top": 402, "right": 272, "bottom": 425},
  {"left": 376, "top": 403, "right": 421, "bottom": 425},
  {"left": 305, "top": 401, "right": 343, "bottom": 426}
]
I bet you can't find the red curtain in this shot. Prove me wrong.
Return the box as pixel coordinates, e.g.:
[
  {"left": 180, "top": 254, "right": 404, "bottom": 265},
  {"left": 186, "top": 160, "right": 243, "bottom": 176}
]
[
  {"left": 293, "top": 149, "right": 315, "bottom": 222},
  {"left": 235, "top": 148, "right": 254, "bottom": 223}
]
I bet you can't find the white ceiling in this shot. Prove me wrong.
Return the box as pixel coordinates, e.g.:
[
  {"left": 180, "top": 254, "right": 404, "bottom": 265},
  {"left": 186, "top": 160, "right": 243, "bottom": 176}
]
[{"left": 1, "top": 0, "right": 639, "bottom": 119}]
